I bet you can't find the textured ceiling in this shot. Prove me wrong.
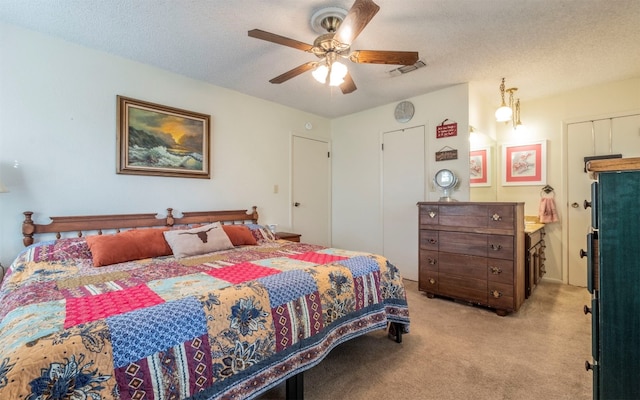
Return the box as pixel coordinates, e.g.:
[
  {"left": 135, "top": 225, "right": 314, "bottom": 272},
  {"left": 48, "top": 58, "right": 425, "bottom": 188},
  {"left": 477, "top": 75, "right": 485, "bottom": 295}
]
[{"left": 1, "top": 0, "right": 639, "bottom": 118}]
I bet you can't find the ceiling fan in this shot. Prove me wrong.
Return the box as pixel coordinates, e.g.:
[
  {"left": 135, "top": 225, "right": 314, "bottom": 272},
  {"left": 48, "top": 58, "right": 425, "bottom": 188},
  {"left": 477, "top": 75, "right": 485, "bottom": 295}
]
[{"left": 248, "top": 0, "right": 419, "bottom": 94}]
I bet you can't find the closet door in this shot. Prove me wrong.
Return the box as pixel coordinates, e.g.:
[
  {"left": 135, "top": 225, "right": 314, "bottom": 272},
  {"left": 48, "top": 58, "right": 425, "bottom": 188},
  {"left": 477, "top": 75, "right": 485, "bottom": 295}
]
[
  {"left": 292, "top": 135, "right": 331, "bottom": 246},
  {"left": 566, "top": 113, "right": 640, "bottom": 286},
  {"left": 382, "top": 125, "right": 425, "bottom": 281}
]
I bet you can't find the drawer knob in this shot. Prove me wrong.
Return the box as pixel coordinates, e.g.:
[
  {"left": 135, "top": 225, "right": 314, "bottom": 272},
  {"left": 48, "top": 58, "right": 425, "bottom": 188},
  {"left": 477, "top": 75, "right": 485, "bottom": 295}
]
[
  {"left": 489, "top": 244, "right": 502, "bottom": 251},
  {"left": 584, "top": 200, "right": 592, "bottom": 209},
  {"left": 429, "top": 278, "right": 436, "bottom": 285},
  {"left": 491, "top": 213, "right": 502, "bottom": 221},
  {"left": 428, "top": 258, "right": 437, "bottom": 265},
  {"left": 429, "top": 211, "right": 436, "bottom": 218},
  {"left": 491, "top": 289, "right": 502, "bottom": 298},
  {"left": 579, "top": 249, "right": 588, "bottom": 258},
  {"left": 585, "top": 361, "right": 593, "bottom": 371},
  {"left": 428, "top": 238, "right": 438, "bottom": 244},
  {"left": 583, "top": 305, "right": 592, "bottom": 315},
  {"left": 489, "top": 266, "right": 502, "bottom": 275}
]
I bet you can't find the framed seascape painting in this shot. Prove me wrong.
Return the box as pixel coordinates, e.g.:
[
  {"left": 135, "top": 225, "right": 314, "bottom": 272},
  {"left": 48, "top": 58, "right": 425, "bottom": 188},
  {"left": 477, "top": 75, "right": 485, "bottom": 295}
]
[
  {"left": 502, "top": 140, "right": 547, "bottom": 186},
  {"left": 117, "top": 96, "right": 211, "bottom": 178},
  {"left": 469, "top": 147, "right": 491, "bottom": 187}
]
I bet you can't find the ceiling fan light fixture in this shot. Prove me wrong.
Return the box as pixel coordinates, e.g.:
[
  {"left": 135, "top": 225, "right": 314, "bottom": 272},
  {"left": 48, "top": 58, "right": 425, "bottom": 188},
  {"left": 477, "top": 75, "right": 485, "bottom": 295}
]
[
  {"left": 312, "top": 64, "right": 329, "bottom": 84},
  {"left": 329, "top": 61, "right": 348, "bottom": 86}
]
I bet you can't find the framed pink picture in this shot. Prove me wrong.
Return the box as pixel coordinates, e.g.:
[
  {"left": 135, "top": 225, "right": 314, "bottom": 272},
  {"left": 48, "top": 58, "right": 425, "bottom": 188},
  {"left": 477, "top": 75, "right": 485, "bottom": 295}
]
[
  {"left": 502, "top": 140, "right": 547, "bottom": 186},
  {"left": 470, "top": 147, "right": 491, "bottom": 187}
]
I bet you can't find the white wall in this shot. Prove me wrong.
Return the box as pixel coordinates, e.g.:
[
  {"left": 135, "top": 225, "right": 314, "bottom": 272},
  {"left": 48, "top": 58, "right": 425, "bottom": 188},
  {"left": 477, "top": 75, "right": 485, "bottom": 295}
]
[
  {"left": 494, "top": 77, "right": 640, "bottom": 283},
  {"left": 331, "top": 84, "right": 470, "bottom": 254},
  {"left": 468, "top": 82, "right": 498, "bottom": 202},
  {"left": 0, "top": 22, "right": 331, "bottom": 266}
]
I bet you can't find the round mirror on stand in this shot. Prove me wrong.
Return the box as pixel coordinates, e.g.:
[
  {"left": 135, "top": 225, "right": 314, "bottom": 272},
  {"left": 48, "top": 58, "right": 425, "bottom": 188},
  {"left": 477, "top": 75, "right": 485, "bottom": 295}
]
[{"left": 434, "top": 169, "right": 459, "bottom": 202}]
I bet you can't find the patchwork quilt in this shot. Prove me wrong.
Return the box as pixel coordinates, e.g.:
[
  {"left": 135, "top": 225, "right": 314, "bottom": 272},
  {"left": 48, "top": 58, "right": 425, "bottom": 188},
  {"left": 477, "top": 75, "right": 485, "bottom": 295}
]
[{"left": 0, "top": 238, "right": 409, "bottom": 399}]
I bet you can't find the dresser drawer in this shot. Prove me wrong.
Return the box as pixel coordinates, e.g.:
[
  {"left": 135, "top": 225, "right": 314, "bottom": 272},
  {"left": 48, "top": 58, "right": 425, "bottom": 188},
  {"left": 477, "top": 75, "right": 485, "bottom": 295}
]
[
  {"left": 439, "top": 253, "right": 486, "bottom": 280},
  {"left": 420, "top": 250, "right": 439, "bottom": 271},
  {"left": 439, "top": 204, "right": 487, "bottom": 228},
  {"left": 487, "top": 235, "right": 514, "bottom": 260},
  {"left": 439, "top": 231, "right": 487, "bottom": 257},
  {"left": 487, "top": 258, "right": 514, "bottom": 284},
  {"left": 419, "top": 230, "right": 439, "bottom": 251},
  {"left": 418, "top": 268, "right": 438, "bottom": 292},
  {"left": 439, "top": 274, "right": 487, "bottom": 304},
  {"left": 486, "top": 204, "right": 515, "bottom": 230},
  {"left": 419, "top": 205, "right": 440, "bottom": 226},
  {"left": 487, "top": 282, "right": 514, "bottom": 310}
]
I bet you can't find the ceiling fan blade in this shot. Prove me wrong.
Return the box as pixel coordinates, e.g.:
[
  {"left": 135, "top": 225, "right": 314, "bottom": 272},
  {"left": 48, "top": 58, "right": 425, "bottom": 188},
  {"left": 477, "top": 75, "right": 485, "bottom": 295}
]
[
  {"left": 334, "top": 0, "right": 380, "bottom": 45},
  {"left": 340, "top": 72, "right": 357, "bottom": 94},
  {"left": 248, "top": 29, "right": 314, "bottom": 52},
  {"left": 349, "top": 50, "right": 419, "bottom": 65},
  {"left": 269, "top": 61, "right": 317, "bottom": 84}
]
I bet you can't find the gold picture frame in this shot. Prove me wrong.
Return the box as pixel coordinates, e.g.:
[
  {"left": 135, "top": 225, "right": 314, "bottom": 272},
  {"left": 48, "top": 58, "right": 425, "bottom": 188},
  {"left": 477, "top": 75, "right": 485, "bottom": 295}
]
[{"left": 117, "top": 96, "right": 211, "bottom": 179}]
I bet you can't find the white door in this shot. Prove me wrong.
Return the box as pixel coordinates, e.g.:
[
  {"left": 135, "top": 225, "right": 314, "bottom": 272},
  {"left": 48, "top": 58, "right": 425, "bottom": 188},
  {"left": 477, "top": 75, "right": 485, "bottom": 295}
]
[
  {"left": 292, "top": 135, "right": 331, "bottom": 246},
  {"left": 382, "top": 126, "right": 425, "bottom": 281},
  {"left": 567, "top": 114, "right": 640, "bottom": 286}
]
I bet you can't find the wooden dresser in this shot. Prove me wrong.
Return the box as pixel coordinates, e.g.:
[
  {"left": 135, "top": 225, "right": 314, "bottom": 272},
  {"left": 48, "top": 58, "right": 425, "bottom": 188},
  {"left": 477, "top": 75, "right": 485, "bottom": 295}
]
[
  {"left": 584, "top": 157, "right": 640, "bottom": 399},
  {"left": 417, "top": 202, "right": 525, "bottom": 316}
]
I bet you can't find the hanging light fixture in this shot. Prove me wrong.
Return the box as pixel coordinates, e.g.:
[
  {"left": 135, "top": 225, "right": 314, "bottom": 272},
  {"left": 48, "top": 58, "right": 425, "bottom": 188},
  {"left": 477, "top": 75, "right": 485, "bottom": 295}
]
[
  {"left": 312, "top": 52, "right": 348, "bottom": 87},
  {"left": 495, "top": 78, "right": 512, "bottom": 122},
  {"left": 495, "top": 78, "right": 525, "bottom": 131}
]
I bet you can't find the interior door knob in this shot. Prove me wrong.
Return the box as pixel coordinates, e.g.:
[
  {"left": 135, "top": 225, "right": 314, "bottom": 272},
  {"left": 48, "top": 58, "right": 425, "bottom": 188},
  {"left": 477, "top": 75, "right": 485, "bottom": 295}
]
[
  {"left": 585, "top": 361, "right": 594, "bottom": 371},
  {"left": 294, "top": 202, "right": 300, "bottom": 207}
]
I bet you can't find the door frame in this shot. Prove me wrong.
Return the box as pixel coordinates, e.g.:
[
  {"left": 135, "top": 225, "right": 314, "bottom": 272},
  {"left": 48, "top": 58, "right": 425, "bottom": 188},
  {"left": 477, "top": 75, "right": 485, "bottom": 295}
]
[
  {"left": 561, "top": 109, "right": 640, "bottom": 284},
  {"left": 290, "top": 133, "right": 332, "bottom": 246}
]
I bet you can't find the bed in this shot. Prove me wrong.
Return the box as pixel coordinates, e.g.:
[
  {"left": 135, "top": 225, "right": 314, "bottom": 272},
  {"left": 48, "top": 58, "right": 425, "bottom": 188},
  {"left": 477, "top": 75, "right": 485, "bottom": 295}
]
[{"left": 0, "top": 207, "right": 409, "bottom": 400}]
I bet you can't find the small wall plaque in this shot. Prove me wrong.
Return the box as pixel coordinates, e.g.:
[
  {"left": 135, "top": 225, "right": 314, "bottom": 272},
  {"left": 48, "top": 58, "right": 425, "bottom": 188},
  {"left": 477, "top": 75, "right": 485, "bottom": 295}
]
[
  {"left": 435, "top": 146, "right": 458, "bottom": 161},
  {"left": 436, "top": 120, "right": 458, "bottom": 138}
]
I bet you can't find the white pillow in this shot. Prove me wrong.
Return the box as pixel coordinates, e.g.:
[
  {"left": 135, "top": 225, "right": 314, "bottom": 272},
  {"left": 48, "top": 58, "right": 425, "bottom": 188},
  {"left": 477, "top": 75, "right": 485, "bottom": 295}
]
[{"left": 163, "top": 222, "right": 234, "bottom": 258}]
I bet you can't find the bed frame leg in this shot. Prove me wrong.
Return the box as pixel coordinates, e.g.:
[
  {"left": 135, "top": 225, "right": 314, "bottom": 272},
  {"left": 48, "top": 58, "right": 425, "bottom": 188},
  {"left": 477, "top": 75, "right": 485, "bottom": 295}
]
[
  {"left": 286, "top": 371, "right": 304, "bottom": 400},
  {"left": 389, "top": 322, "right": 403, "bottom": 343}
]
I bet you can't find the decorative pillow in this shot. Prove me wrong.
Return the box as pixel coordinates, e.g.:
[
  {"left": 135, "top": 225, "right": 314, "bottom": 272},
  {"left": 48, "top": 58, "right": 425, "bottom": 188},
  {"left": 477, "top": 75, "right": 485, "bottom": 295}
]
[
  {"left": 222, "top": 224, "right": 258, "bottom": 246},
  {"left": 245, "top": 224, "right": 276, "bottom": 243},
  {"left": 163, "top": 222, "right": 234, "bottom": 258},
  {"left": 86, "top": 228, "right": 172, "bottom": 267},
  {"left": 30, "top": 237, "right": 93, "bottom": 263}
]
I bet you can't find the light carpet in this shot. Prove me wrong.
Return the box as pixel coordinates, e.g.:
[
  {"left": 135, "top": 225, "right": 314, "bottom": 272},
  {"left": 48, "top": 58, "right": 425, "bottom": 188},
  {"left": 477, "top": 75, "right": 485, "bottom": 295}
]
[{"left": 260, "top": 279, "right": 592, "bottom": 400}]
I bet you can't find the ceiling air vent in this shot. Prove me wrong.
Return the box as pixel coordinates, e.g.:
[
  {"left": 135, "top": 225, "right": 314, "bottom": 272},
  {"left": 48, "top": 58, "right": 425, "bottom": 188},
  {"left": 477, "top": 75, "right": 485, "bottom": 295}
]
[{"left": 389, "top": 60, "right": 427, "bottom": 77}]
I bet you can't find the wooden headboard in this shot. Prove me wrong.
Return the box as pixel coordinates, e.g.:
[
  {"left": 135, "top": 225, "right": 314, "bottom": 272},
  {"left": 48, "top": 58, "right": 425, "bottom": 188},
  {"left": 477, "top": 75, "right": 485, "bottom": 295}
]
[{"left": 21, "top": 206, "right": 259, "bottom": 246}]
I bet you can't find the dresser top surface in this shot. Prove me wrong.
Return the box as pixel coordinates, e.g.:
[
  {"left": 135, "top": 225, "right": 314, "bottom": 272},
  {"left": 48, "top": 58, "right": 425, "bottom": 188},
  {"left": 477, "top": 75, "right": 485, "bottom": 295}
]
[{"left": 587, "top": 157, "right": 640, "bottom": 175}]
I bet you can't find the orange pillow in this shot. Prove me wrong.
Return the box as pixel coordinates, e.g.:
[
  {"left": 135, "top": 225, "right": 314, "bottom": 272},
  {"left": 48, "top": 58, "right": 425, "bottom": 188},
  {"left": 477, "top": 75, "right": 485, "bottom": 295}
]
[
  {"left": 222, "top": 224, "right": 257, "bottom": 246},
  {"left": 86, "top": 228, "right": 172, "bottom": 267}
]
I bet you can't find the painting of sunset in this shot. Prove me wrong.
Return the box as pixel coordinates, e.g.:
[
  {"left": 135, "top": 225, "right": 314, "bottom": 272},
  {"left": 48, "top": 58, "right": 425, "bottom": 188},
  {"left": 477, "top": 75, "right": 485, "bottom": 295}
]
[{"left": 117, "top": 96, "right": 210, "bottom": 178}]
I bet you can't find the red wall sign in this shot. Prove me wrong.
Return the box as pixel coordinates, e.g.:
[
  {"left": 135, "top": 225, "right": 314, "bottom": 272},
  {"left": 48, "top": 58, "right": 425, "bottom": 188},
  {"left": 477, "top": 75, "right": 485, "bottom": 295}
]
[{"left": 436, "top": 122, "right": 458, "bottom": 138}]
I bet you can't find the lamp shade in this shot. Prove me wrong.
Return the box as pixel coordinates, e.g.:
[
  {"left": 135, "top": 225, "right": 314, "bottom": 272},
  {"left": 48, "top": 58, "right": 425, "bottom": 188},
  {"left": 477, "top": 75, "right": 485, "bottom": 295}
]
[
  {"left": 328, "top": 61, "right": 347, "bottom": 86},
  {"left": 0, "top": 179, "right": 8, "bottom": 193},
  {"left": 312, "top": 64, "right": 329, "bottom": 84},
  {"left": 495, "top": 105, "right": 513, "bottom": 122}
]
